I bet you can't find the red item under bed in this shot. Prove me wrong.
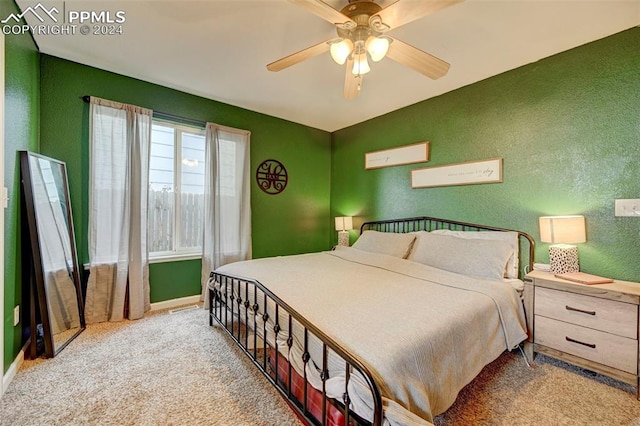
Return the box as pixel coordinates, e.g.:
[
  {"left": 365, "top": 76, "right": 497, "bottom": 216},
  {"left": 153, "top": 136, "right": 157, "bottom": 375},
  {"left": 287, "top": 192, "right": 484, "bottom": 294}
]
[{"left": 269, "top": 348, "right": 349, "bottom": 426}]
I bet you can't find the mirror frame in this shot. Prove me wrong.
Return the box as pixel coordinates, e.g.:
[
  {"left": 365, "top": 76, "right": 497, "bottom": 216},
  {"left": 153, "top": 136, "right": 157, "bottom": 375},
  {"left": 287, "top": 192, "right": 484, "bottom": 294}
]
[{"left": 20, "top": 151, "right": 85, "bottom": 357}]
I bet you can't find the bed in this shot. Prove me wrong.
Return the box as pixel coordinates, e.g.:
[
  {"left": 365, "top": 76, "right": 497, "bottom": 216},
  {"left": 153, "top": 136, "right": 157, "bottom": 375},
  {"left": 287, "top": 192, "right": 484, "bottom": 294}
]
[{"left": 208, "top": 216, "right": 535, "bottom": 425}]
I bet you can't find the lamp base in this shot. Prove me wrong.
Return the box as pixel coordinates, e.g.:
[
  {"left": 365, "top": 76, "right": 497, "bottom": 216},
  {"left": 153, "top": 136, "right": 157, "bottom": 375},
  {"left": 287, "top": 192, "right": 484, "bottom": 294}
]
[
  {"left": 549, "top": 244, "right": 579, "bottom": 274},
  {"left": 337, "top": 231, "right": 350, "bottom": 247}
]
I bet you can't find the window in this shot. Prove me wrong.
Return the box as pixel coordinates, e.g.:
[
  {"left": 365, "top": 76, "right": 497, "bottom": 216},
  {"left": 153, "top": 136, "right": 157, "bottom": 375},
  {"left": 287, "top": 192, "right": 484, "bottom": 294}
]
[{"left": 148, "top": 121, "right": 206, "bottom": 259}]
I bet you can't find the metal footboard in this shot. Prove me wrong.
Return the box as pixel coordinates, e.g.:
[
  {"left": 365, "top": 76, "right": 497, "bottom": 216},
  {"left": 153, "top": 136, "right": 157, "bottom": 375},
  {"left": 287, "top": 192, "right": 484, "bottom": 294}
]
[{"left": 209, "top": 271, "right": 383, "bottom": 426}]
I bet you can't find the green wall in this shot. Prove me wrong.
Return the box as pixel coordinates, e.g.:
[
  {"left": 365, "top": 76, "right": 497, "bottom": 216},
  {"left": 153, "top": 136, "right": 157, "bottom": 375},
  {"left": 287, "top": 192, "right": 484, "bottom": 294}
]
[
  {"left": 39, "top": 55, "right": 332, "bottom": 304},
  {"left": 331, "top": 28, "right": 640, "bottom": 282},
  {"left": 149, "top": 259, "right": 201, "bottom": 303},
  {"left": 2, "top": 1, "right": 41, "bottom": 372}
]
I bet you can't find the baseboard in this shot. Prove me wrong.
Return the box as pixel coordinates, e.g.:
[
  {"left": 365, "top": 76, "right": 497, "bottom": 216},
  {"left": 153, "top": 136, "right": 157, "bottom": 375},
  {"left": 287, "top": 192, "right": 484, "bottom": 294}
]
[
  {"left": 2, "top": 346, "right": 25, "bottom": 395},
  {"left": 150, "top": 294, "right": 201, "bottom": 312}
]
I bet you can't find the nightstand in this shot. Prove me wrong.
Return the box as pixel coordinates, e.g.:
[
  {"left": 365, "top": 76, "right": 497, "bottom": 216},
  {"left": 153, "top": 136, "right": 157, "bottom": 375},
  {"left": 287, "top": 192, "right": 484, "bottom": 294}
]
[{"left": 523, "top": 270, "right": 640, "bottom": 398}]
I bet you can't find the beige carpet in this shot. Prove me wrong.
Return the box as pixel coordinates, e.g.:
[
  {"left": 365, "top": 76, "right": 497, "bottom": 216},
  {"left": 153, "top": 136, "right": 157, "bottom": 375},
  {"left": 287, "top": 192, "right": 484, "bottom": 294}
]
[
  {"left": 435, "top": 350, "right": 640, "bottom": 426},
  {"left": 0, "top": 305, "right": 303, "bottom": 426},
  {"left": 2, "top": 306, "right": 640, "bottom": 425}
]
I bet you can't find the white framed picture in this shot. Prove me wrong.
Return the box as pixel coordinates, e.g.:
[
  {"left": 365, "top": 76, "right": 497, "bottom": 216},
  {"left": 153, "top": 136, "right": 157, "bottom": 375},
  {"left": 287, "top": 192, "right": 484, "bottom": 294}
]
[
  {"left": 411, "top": 158, "right": 503, "bottom": 188},
  {"left": 365, "top": 142, "right": 430, "bottom": 169}
]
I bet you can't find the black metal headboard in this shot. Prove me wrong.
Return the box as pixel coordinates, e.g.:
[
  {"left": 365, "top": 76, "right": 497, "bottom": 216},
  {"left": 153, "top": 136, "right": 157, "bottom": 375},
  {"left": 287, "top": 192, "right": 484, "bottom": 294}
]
[{"left": 360, "top": 216, "right": 535, "bottom": 279}]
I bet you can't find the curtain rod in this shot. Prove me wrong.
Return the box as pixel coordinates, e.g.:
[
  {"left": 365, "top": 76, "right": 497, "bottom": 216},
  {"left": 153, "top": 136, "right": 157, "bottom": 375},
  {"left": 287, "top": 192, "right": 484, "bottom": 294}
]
[{"left": 81, "top": 95, "right": 207, "bottom": 128}]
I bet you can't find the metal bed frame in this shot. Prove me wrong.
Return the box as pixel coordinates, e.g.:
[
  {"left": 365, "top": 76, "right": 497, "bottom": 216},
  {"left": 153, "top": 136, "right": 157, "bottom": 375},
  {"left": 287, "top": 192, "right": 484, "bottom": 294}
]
[{"left": 208, "top": 216, "right": 535, "bottom": 426}]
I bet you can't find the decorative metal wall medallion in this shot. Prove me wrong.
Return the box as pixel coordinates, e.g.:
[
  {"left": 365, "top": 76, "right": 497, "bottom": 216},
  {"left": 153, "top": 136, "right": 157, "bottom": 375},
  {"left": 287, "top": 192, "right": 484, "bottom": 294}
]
[{"left": 256, "top": 159, "right": 288, "bottom": 195}]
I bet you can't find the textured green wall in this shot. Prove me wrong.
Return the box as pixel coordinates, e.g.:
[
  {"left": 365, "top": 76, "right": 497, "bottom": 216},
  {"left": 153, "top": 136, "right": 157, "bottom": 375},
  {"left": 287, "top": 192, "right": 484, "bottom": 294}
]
[
  {"left": 331, "top": 28, "right": 640, "bottom": 281},
  {"left": 2, "top": 1, "right": 40, "bottom": 372},
  {"left": 39, "top": 55, "right": 332, "bottom": 304},
  {"left": 149, "top": 259, "right": 201, "bottom": 303}
]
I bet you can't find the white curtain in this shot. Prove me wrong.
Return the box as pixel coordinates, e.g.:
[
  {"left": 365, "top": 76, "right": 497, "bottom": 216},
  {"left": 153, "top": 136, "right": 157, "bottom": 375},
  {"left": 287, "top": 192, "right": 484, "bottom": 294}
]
[
  {"left": 201, "top": 123, "right": 252, "bottom": 304},
  {"left": 85, "top": 97, "right": 152, "bottom": 323}
]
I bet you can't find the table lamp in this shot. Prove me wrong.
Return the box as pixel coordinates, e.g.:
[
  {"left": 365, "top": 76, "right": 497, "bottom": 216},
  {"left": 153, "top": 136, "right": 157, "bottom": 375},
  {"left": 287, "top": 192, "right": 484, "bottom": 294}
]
[
  {"left": 539, "top": 215, "right": 586, "bottom": 274},
  {"left": 335, "top": 217, "right": 353, "bottom": 247}
]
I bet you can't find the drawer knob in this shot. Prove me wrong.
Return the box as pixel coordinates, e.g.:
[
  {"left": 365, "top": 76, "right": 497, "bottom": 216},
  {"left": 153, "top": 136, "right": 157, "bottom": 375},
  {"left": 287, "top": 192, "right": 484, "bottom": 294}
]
[
  {"left": 565, "top": 305, "right": 596, "bottom": 316},
  {"left": 565, "top": 336, "right": 596, "bottom": 349}
]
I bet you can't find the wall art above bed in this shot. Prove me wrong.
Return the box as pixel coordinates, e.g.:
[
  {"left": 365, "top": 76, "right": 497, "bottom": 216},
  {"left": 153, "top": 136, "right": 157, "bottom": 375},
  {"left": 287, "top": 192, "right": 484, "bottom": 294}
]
[
  {"left": 411, "top": 157, "right": 503, "bottom": 189},
  {"left": 365, "top": 141, "right": 430, "bottom": 170}
]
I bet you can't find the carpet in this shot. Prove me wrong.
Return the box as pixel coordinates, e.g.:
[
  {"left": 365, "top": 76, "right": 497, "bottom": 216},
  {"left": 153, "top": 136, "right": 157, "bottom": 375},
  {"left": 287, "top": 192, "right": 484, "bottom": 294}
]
[
  {"left": 0, "top": 306, "right": 302, "bottom": 426},
  {"left": 2, "top": 306, "right": 640, "bottom": 425},
  {"left": 434, "top": 349, "right": 640, "bottom": 425}
]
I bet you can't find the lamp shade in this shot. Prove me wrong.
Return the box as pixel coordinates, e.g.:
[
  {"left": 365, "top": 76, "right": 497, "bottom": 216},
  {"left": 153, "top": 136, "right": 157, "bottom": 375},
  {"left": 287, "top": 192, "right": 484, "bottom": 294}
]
[
  {"left": 330, "top": 39, "right": 353, "bottom": 65},
  {"left": 539, "top": 215, "right": 586, "bottom": 244},
  {"left": 335, "top": 216, "right": 353, "bottom": 231},
  {"left": 351, "top": 51, "right": 371, "bottom": 75},
  {"left": 365, "top": 36, "right": 390, "bottom": 62}
]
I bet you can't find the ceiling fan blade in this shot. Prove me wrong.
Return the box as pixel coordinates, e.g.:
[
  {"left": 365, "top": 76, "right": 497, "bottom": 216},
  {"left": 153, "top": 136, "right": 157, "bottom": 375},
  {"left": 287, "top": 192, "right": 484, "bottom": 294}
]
[
  {"left": 386, "top": 37, "right": 450, "bottom": 79},
  {"left": 288, "top": 0, "right": 355, "bottom": 26},
  {"left": 376, "top": 0, "right": 463, "bottom": 30},
  {"left": 267, "top": 40, "right": 331, "bottom": 72},
  {"left": 343, "top": 57, "right": 363, "bottom": 99}
]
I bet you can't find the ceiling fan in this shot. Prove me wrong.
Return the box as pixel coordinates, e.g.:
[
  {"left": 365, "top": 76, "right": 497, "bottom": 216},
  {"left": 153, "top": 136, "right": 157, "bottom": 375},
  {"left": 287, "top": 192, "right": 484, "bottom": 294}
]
[{"left": 267, "top": 0, "right": 463, "bottom": 99}]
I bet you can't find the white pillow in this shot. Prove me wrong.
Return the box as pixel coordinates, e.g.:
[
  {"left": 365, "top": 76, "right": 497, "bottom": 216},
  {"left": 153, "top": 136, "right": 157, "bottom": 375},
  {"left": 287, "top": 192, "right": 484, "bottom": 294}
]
[
  {"left": 405, "top": 231, "right": 429, "bottom": 261},
  {"left": 409, "top": 231, "right": 514, "bottom": 280},
  {"left": 431, "top": 229, "right": 519, "bottom": 278},
  {"left": 352, "top": 230, "right": 416, "bottom": 259}
]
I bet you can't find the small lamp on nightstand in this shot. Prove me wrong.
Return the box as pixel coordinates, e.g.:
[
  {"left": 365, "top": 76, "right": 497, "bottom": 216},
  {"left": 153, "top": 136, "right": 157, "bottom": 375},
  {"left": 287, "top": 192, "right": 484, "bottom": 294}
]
[
  {"left": 335, "top": 216, "right": 353, "bottom": 247},
  {"left": 539, "top": 215, "right": 586, "bottom": 274}
]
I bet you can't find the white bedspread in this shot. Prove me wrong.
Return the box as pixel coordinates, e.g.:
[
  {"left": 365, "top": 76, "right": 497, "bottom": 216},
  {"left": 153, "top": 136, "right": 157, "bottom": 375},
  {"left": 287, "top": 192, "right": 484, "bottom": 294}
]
[{"left": 214, "top": 247, "right": 527, "bottom": 424}]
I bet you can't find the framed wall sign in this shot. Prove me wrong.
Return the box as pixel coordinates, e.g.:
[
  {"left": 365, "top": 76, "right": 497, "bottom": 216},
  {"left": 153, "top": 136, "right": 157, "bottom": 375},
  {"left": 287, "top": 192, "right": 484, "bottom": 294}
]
[
  {"left": 411, "top": 157, "right": 503, "bottom": 189},
  {"left": 365, "top": 142, "right": 430, "bottom": 170}
]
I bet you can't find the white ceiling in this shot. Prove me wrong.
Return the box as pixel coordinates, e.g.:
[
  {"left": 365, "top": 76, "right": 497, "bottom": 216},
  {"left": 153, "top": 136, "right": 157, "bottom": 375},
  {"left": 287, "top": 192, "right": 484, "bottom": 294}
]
[{"left": 18, "top": 0, "right": 640, "bottom": 132}]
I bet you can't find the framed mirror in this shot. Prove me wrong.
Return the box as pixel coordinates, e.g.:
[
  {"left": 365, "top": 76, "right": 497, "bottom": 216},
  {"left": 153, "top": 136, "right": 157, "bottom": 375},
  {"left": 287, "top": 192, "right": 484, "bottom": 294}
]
[{"left": 20, "top": 151, "right": 85, "bottom": 357}]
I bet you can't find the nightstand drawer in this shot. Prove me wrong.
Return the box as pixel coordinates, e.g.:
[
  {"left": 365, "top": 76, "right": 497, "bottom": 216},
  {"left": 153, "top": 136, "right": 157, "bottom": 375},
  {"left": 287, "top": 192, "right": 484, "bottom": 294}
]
[
  {"left": 535, "top": 315, "right": 638, "bottom": 374},
  {"left": 535, "top": 287, "right": 638, "bottom": 338}
]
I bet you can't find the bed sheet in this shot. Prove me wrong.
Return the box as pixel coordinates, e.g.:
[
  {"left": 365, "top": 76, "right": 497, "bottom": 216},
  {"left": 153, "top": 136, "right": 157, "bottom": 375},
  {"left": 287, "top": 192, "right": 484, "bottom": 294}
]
[{"left": 212, "top": 247, "right": 527, "bottom": 424}]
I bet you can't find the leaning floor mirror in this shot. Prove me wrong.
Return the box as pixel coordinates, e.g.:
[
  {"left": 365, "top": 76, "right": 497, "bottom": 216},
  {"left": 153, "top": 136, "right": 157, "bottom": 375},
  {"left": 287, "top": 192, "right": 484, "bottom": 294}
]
[{"left": 20, "top": 151, "right": 85, "bottom": 358}]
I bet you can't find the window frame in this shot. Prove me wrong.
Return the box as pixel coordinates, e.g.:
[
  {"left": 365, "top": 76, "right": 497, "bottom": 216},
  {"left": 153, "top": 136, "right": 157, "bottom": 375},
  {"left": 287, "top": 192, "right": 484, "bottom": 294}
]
[{"left": 148, "top": 119, "right": 206, "bottom": 261}]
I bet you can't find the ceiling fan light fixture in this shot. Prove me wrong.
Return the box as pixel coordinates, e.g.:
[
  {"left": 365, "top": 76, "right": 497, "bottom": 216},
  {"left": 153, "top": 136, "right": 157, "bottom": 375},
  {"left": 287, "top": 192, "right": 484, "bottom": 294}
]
[
  {"left": 365, "top": 36, "right": 390, "bottom": 62},
  {"left": 329, "top": 38, "right": 354, "bottom": 65},
  {"left": 269, "top": 0, "right": 457, "bottom": 99},
  {"left": 352, "top": 51, "right": 371, "bottom": 76}
]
